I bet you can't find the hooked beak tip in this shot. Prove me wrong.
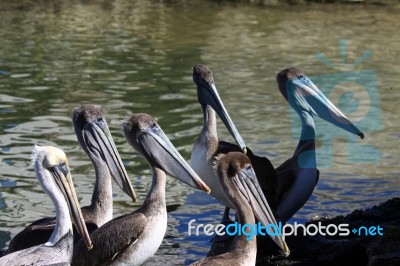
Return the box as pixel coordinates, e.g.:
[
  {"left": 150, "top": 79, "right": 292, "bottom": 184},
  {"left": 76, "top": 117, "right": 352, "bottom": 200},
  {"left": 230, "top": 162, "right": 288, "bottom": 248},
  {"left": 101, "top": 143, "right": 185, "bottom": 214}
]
[
  {"left": 359, "top": 132, "right": 365, "bottom": 139},
  {"left": 130, "top": 195, "right": 138, "bottom": 202},
  {"left": 129, "top": 189, "right": 138, "bottom": 202},
  {"left": 283, "top": 245, "right": 290, "bottom": 257},
  {"left": 201, "top": 183, "right": 211, "bottom": 194},
  {"left": 242, "top": 147, "right": 247, "bottom": 155}
]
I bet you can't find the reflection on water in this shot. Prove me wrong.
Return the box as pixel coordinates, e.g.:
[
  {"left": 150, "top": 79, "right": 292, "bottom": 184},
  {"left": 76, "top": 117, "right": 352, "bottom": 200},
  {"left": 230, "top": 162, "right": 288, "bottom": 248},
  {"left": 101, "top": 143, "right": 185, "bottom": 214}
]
[{"left": 0, "top": 1, "right": 399, "bottom": 264}]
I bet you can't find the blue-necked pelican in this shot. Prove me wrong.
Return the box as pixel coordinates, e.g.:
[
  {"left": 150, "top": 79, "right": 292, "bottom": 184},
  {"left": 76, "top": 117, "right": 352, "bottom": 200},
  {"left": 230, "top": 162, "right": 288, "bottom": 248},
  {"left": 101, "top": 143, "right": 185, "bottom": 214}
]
[
  {"left": 4, "top": 105, "right": 136, "bottom": 254},
  {"left": 0, "top": 146, "right": 93, "bottom": 266},
  {"left": 191, "top": 152, "right": 287, "bottom": 265},
  {"left": 274, "top": 67, "right": 364, "bottom": 221},
  {"left": 72, "top": 113, "right": 210, "bottom": 266}
]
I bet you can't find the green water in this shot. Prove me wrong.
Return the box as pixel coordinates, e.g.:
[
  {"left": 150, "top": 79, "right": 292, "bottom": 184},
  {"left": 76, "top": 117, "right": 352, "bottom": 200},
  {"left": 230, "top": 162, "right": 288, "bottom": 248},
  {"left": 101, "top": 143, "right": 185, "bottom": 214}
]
[{"left": 0, "top": 1, "right": 399, "bottom": 264}]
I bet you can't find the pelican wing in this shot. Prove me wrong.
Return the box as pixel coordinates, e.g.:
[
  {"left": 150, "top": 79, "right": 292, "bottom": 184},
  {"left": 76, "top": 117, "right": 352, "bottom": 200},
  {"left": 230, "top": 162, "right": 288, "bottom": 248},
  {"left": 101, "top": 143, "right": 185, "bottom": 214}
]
[
  {"left": 275, "top": 161, "right": 296, "bottom": 203},
  {"left": 190, "top": 251, "right": 235, "bottom": 266},
  {"left": 72, "top": 212, "right": 147, "bottom": 266},
  {"left": 6, "top": 217, "right": 98, "bottom": 254},
  {"left": 275, "top": 159, "right": 319, "bottom": 205},
  {"left": 6, "top": 217, "right": 56, "bottom": 254},
  {"left": 0, "top": 231, "right": 73, "bottom": 266},
  {"left": 0, "top": 246, "right": 53, "bottom": 266},
  {"left": 0, "top": 246, "right": 70, "bottom": 266}
]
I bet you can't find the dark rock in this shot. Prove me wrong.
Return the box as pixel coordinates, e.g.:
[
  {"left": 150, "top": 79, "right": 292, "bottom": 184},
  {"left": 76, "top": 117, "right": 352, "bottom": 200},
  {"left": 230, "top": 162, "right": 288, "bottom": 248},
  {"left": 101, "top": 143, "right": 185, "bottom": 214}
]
[
  {"left": 260, "top": 197, "right": 400, "bottom": 266},
  {"left": 206, "top": 198, "right": 400, "bottom": 265}
]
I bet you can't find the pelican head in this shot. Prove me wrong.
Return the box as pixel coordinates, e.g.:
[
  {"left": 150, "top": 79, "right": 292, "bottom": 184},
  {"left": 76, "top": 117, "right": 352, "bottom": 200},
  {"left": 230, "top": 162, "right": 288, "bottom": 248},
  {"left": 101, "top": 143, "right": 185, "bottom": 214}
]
[
  {"left": 193, "top": 64, "right": 247, "bottom": 154},
  {"left": 276, "top": 68, "right": 364, "bottom": 139},
  {"left": 31, "top": 145, "right": 93, "bottom": 249},
  {"left": 72, "top": 105, "right": 137, "bottom": 201},
  {"left": 122, "top": 113, "right": 210, "bottom": 193},
  {"left": 216, "top": 152, "right": 290, "bottom": 256}
]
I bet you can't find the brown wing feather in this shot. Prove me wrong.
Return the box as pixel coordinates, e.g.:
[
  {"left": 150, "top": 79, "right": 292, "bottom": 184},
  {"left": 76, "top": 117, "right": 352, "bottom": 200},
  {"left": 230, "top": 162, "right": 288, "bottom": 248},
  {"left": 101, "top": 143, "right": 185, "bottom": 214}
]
[
  {"left": 6, "top": 217, "right": 56, "bottom": 254},
  {"left": 6, "top": 217, "right": 98, "bottom": 255},
  {"left": 72, "top": 212, "right": 147, "bottom": 266}
]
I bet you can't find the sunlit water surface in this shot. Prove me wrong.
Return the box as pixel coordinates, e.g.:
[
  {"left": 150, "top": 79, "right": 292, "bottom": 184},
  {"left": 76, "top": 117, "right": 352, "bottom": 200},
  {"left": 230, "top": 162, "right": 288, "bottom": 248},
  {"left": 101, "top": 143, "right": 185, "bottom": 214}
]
[{"left": 0, "top": 1, "right": 399, "bottom": 265}]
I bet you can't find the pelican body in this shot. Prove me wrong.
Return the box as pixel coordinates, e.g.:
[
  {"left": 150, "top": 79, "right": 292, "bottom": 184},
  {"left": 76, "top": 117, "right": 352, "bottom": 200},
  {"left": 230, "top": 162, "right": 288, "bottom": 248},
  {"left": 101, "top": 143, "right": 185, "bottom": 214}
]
[
  {"left": 72, "top": 113, "right": 210, "bottom": 266},
  {"left": 0, "top": 146, "right": 92, "bottom": 266},
  {"left": 4, "top": 105, "right": 136, "bottom": 254}
]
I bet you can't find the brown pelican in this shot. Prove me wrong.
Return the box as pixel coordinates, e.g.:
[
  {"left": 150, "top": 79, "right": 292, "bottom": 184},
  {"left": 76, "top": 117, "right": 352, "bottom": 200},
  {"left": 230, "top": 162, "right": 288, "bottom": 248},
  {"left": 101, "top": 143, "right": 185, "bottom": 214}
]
[
  {"left": 274, "top": 67, "right": 364, "bottom": 221},
  {"left": 191, "top": 65, "right": 263, "bottom": 207},
  {"left": 0, "top": 145, "right": 93, "bottom": 265},
  {"left": 4, "top": 105, "right": 136, "bottom": 254},
  {"left": 191, "top": 64, "right": 286, "bottom": 254},
  {"left": 191, "top": 64, "right": 279, "bottom": 208},
  {"left": 72, "top": 113, "right": 210, "bottom": 266},
  {"left": 191, "top": 152, "right": 280, "bottom": 265}
]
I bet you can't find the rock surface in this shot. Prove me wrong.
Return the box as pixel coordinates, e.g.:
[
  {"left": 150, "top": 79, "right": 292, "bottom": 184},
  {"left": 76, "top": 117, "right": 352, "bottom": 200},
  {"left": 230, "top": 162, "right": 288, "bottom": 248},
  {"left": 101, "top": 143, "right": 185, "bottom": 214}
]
[{"left": 258, "top": 197, "right": 400, "bottom": 266}]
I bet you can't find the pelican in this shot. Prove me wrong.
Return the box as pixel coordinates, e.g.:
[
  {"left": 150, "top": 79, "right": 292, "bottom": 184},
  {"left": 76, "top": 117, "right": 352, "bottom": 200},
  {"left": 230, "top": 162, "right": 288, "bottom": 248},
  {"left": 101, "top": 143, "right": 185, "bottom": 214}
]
[
  {"left": 0, "top": 145, "right": 93, "bottom": 266},
  {"left": 72, "top": 113, "right": 210, "bottom": 266},
  {"left": 191, "top": 152, "right": 282, "bottom": 265},
  {"left": 274, "top": 67, "right": 364, "bottom": 221},
  {"left": 191, "top": 64, "right": 278, "bottom": 210},
  {"left": 191, "top": 64, "right": 286, "bottom": 254},
  {"left": 4, "top": 105, "right": 136, "bottom": 254}
]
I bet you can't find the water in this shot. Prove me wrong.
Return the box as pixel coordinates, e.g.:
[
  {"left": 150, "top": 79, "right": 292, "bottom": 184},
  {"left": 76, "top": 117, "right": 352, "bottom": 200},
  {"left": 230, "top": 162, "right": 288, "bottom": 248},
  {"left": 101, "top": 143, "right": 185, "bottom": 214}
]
[{"left": 0, "top": 1, "right": 399, "bottom": 265}]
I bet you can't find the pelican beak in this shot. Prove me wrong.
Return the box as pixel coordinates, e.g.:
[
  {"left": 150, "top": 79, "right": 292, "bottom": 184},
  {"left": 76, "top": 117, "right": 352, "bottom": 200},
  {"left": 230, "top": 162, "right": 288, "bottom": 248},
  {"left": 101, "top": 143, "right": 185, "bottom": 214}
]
[
  {"left": 50, "top": 164, "right": 93, "bottom": 250},
  {"left": 291, "top": 77, "right": 364, "bottom": 139},
  {"left": 199, "top": 83, "right": 247, "bottom": 154},
  {"left": 138, "top": 126, "right": 210, "bottom": 193},
  {"left": 235, "top": 167, "right": 290, "bottom": 256},
  {"left": 84, "top": 121, "right": 137, "bottom": 202}
]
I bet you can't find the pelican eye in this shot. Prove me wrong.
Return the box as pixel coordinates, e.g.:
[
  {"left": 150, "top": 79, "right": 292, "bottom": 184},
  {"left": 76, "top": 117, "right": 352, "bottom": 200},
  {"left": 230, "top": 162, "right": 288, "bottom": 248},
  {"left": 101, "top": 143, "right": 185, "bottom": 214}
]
[
  {"left": 147, "top": 122, "right": 160, "bottom": 136},
  {"left": 243, "top": 164, "right": 255, "bottom": 180},
  {"left": 94, "top": 116, "right": 106, "bottom": 129},
  {"left": 298, "top": 75, "right": 304, "bottom": 79},
  {"left": 59, "top": 162, "right": 69, "bottom": 175},
  {"left": 49, "top": 161, "right": 69, "bottom": 176}
]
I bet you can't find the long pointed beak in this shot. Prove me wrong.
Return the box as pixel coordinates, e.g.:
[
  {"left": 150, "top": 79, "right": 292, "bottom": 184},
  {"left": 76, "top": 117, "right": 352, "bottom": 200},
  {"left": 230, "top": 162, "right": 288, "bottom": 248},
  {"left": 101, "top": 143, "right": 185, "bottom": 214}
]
[
  {"left": 236, "top": 168, "right": 290, "bottom": 256},
  {"left": 200, "top": 83, "right": 247, "bottom": 154},
  {"left": 85, "top": 122, "right": 137, "bottom": 201},
  {"left": 51, "top": 166, "right": 93, "bottom": 250},
  {"left": 291, "top": 77, "right": 364, "bottom": 139},
  {"left": 139, "top": 127, "right": 210, "bottom": 193}
]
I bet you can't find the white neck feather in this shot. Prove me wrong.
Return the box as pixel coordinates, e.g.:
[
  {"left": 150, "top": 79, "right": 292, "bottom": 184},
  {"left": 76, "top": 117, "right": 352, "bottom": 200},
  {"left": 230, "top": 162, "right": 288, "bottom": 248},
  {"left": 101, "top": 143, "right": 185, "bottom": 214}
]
[{"left": 33, "top": 154, "right": 72, "bottom": 246}]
